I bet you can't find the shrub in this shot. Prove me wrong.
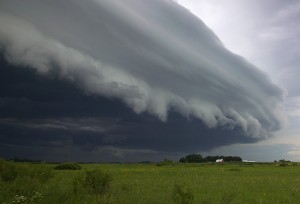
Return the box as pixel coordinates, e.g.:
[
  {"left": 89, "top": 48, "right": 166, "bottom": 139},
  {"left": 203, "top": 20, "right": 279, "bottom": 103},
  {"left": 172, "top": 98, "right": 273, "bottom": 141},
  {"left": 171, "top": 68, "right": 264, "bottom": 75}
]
[
  {"left": 84, "top": 169, "right": 113, "bottom": 195},
  {"left": 172, "top": 184, "right": 194, "bottom": 204},
  {"left": 54, "top": 163, "right": 81, "bottom": 170}
]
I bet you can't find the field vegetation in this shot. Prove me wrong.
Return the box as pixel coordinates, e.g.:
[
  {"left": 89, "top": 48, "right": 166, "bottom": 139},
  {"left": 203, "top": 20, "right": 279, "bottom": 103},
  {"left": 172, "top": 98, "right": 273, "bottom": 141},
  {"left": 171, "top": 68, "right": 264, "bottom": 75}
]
[{"left": 1, "top": 158, "right": 300, "bottom": 203}]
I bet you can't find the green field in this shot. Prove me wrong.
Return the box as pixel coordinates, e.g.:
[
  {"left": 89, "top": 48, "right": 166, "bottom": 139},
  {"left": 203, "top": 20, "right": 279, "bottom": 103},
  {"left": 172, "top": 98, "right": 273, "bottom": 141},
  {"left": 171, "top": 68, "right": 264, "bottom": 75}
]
[{"left": 1, "top": 160, "right": 300, "bottom": 203}]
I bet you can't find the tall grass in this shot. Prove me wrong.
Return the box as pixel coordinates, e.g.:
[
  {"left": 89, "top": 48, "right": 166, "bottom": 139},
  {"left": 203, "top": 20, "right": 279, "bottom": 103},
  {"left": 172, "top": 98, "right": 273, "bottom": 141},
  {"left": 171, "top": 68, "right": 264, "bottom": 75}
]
[
  {"left": 0, "top": 159, "right": 53, "bottom": 203},
  {"left": 1, "top": 161, "right": 300, "bottom": 203},
  {"left": 172, "top": 184, "right": 194, "bottom": 204}
]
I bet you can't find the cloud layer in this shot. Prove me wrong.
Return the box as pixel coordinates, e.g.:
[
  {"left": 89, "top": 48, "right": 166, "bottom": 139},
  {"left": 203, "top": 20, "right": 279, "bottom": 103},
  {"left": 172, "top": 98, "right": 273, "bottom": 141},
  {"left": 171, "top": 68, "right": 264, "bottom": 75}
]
[
  {"left": 0, "top": 0, "right": 284, "bottom": 140},
  {"left": 0, "top": 56, "right": 258, "bottom": 162}
]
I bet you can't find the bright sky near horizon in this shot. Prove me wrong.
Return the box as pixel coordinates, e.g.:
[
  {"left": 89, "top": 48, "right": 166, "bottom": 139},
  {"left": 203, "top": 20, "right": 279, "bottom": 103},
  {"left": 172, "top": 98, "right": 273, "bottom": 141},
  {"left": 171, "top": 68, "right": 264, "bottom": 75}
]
[{"left": 178, "top": 0, "right": 300, "bottom": 161}]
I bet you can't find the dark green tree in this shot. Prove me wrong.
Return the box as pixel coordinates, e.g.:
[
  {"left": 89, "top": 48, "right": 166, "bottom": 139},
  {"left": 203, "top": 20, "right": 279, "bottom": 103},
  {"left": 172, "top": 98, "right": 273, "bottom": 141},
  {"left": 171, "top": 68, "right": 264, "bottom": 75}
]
[
  {"left": 179, "top": 157, "right": 187, "bottom": 163},
  {"left": 184, "top": 154, "right": 204, "bottom": 163}
]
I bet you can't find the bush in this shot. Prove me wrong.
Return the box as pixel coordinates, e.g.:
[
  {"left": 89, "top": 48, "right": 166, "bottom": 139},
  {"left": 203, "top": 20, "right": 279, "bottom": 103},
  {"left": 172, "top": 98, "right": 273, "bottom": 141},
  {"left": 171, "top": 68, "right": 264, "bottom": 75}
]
[
  {"left": 172, "top": 184, "right": 194, "bottom": 204},
  {"left": 54, "top": 163, "right": 81, "bottom": 170},
  {"left": 84, "top": 169, "right": 113, "bottom": 195}
]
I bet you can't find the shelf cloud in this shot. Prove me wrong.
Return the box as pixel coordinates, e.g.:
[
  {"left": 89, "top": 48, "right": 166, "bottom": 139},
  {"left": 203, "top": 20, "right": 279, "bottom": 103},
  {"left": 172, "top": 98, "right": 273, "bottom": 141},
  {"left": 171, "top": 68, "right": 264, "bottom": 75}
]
[{"left": 0, "top": 0, "right": 286, "bottom": 160}]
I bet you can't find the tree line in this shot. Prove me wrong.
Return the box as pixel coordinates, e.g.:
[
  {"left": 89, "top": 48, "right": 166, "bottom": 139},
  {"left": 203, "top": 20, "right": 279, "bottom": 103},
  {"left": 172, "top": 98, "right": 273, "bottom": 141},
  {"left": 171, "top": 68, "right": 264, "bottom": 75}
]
[{"left": 179, "top": 154, "right": 242, "bottom": 163}]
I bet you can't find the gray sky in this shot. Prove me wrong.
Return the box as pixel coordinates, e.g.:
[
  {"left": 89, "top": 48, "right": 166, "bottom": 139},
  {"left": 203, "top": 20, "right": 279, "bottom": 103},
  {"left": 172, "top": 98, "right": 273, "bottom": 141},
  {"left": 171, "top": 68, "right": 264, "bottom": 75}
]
[
  {"left": 178, "top": 0, "right": 300, "bottom": 161},
  {"left": 0, "top": 0, "right": 298, "bottom": 162}
]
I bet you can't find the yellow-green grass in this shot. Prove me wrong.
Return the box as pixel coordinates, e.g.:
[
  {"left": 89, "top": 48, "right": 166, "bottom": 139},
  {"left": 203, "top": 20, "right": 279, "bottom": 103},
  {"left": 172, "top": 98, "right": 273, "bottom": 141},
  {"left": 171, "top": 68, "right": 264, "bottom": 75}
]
[{"left": 1, "top": 161, "right": 300, "bottom": 203}]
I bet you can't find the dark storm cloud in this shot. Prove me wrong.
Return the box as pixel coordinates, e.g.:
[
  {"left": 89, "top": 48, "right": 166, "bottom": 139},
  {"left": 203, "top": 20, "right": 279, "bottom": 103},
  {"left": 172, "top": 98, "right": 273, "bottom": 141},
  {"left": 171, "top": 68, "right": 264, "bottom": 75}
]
[
  {"left": 0, "top": 57, "right": 258, "bottom": 161},
  {"left": 0, "top": 0, "right": 285, "bottom": 161}
]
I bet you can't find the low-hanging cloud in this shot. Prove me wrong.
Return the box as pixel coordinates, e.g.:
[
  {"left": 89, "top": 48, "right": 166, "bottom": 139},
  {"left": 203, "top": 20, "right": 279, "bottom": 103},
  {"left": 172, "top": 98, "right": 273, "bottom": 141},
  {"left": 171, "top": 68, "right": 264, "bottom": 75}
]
[{"left": 0, "top": 0, "right": 284, "bottom": 138}]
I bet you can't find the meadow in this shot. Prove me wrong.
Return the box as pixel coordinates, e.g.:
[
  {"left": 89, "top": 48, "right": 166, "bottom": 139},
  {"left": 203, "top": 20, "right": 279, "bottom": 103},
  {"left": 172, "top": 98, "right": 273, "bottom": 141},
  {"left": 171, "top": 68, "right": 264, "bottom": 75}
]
[{"left": 1, "top": 159, "right": 300, "bottom": 204}]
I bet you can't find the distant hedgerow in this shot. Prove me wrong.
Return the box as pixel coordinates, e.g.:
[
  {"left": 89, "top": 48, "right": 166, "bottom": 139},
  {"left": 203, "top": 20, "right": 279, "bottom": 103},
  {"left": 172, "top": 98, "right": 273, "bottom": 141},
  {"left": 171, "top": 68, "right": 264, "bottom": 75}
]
[{"left": 54, "top": 163, "right": 81, "bottom": 170}]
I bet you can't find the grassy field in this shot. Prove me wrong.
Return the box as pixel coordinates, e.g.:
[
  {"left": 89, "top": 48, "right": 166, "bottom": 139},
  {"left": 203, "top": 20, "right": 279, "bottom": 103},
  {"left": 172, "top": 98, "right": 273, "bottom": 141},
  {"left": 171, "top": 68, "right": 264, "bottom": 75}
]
[{"left": 1, "top": 160, "right": 300, "bottom": 204}]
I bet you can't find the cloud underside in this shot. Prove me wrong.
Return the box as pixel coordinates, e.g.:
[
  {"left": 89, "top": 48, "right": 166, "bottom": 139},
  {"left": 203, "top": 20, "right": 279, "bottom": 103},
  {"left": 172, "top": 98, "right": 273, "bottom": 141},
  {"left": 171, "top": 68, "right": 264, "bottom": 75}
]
[{"left": 0, "top": 0, "right": 284, "bottom": 149}]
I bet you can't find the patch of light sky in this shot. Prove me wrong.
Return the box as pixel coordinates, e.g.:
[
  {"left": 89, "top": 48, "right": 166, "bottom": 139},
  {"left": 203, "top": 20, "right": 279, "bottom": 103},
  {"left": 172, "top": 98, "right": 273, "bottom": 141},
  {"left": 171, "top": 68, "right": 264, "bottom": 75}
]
[{"left": 177, "top": 0, "right": 300, "bottom": 161}]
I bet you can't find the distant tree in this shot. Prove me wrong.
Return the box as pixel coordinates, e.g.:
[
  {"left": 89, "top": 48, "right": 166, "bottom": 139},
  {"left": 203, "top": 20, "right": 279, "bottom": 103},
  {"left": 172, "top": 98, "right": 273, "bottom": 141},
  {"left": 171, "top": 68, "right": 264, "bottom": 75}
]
[
  {"left": 13, "top": 157, "right": 42, "bottom": 163},
  {"left": 279, "top": 159, "right": 291, "bottom": 163},
  {"left": 179, "top": 154, "right": 242, "bottom": 163},
  {"left": 139, "top": 161, "right": 151, "bottom": 164},
  {"left": 179, "top": 154, "right": 204, "bottom": 163},
  {"left": 179, "top": 157, "right": 187, "bottom": 163},
  {"left": 224, "top": 156, "right": 242, "bottom": 162}
]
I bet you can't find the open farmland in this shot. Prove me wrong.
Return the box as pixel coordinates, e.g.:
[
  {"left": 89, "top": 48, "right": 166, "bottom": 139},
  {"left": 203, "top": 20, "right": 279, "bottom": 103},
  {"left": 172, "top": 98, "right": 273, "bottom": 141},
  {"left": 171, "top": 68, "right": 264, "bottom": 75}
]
[{"left": 1, "top": 160, "right": 300, "bottom": 204}]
